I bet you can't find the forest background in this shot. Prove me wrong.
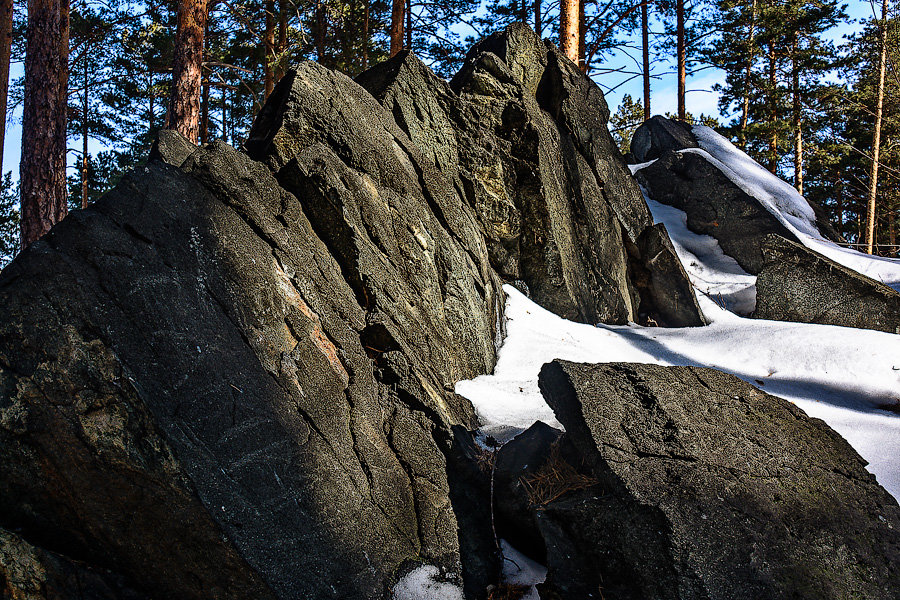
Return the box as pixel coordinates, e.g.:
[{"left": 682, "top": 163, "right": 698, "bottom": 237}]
[{"left": 1, "top": 0, "right": 897, "bottom": 267}]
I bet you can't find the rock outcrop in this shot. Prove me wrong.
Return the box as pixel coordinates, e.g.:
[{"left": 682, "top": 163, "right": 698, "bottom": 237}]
[
  {"left": 755, "top": 234, "right": 900, "bottom": 333},
  {"left": 630, "top": 115, "right": 697, "bottom": 163},
  {"left": 632, "top": 117, "right": 843, "bottom": 276},
  {"left": 536, "top": 360, "right": 900, "bottom": 599},
  {"left": 357, "top": 25, "right": 704, "bottom": 327},
  {"left": 635, "top": 148, "right": 796, "bottom": 274},
  {"left": 0, "top": 59, "right": 513, "bottom": 599}
]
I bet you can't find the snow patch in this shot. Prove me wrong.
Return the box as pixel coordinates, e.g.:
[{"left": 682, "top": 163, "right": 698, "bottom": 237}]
[
  {"left": 644, "top": 194, "right": 756, "bottom": 315},
  {"left": 392, "top": 566, "right": 464, "bottom": 600},
  {"left": 500, "top": 540, "right": 546, "bottom": 600},
  {"left": 457, "top": 286, "right": 900, "bottom": 498},
  {"left": 693, "top": 125, "right": 900, "bottom": 290}
]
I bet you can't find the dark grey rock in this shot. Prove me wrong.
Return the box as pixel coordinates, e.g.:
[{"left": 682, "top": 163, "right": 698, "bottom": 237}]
[
  {"left": 358, "top": 26, "right": 703, "bottom": 328},
  {"left": 538, "top": 360, "right": 900, "bottom": 600},
  {"left": 0, "top": 62, "right": 507, "bottom": 598},
  {"left": 630, "top": 115, "right": 697, "bottom": 163},
  {"left": 492, "top": 421, "right": 564, "bottom": 562},
  {"left": 0, "top": 528, "right": 148, "bottom": 600},
  {"left": 755, "top": 234, "right": 900, "bottom": 333},
  {"left": 635, "top": 223, "right": 707, "bottom": 327},
  {"left": 148, "top": 129, "right": 197, "bottom": 167},
  {"left": 635, "top": 149, "right": 795, "bottom": 273}
]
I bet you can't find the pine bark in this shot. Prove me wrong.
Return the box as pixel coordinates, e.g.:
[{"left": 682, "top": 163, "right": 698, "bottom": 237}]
[
  {"left": 767, "top": 42, "right": 778, "bottom": 173},
  {"left": 792, "top": 34, "right": 803, "bottom": 196},
  {"left": 362, "top": 0, "right": 370, "bottom": 68},
  {"left": 390, "top": 0, "right": 404, "bottom": 56},
  {"left": 167, "top": 0, "right": 208, "bottom": 144},
  {"left": 534, "top": 0, "right": 541, "bottom": 35},
  {"left": 641, "top": 0, "right": 650, "bottom": 119},
  {"left": 676, "top": 0, "right": 686, "bottom": 120},
  {"left": 739, "top": 0, "right": 757, "bottom": 149},
  {"left": 865, "top": 0, "right": 888, "bottom": 255},
  {"left": 405, "top": 0, "right": 411, "bottom": 51},
  {"left": 81, "top": 56, "right": 88, "bottom": 209},
  {"left": 578, "top": 0, "right": 586, "bottom": 72},
  {"left": 559, "top": 0, "right": 578, "bottom": 63},
  {"left": 264, "top": 0, "right": 275, "bottom": 97},
  {"left": 315, "top": 0, "right": 325, "bottom": 61},
  {"left": 0, "top": 0, "right": 13, "bottom": 175},
  {"left": 21, "top": 0, "right": 69, "bottom": 247}
]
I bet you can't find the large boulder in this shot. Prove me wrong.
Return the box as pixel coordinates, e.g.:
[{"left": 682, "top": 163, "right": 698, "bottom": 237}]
[
  {"left": 357, "top": 25, "right": 704, "bottom": 328},
  {"left": 630, "top": 115, "right": 697, "bottom": 163},
  {"left": 536, "top": 360, "right": 900, "bottom": 599},
  {"left": 0, "top": 60, "right": 507, "bottom": 599},
  {"left": 632, "top": 117, "right": 843, "bottom": 275},
  {"left": 635, "top": 149, "right": 794, "bottom": 274},
  {"left": 755, "top": 234, "right": 900, "bottom": 333}
]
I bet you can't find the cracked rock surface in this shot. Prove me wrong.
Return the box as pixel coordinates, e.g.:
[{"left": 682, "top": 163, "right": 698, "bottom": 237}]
[
  {"left": 755, "top": 234, "right": 900, "bottom": 333},
  {"left": 357, "top": 25, "right": 703, "bottom": 327},
  {"left": 0, "top": 60, "right": 505, "bottom": 600},
  {"left": 537, "top": 359, "right": 900, "bottom": 600}
]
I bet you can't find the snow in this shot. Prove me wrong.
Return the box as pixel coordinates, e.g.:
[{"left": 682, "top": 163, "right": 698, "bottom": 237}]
[
  {"left": 692, "top": 125, "right": 900, "bottom": 291},
  {"left": 500, "top": 540, "right": 546, "bottom": 600},
  {"left": 392, "top": 565, "right": 464, "bottom": 600},
  {"left": 456, "top": 285, "right": 900, "bottom": 499},
  {"left": 644, "top": 194, "right": 757, "bottom": 315}
]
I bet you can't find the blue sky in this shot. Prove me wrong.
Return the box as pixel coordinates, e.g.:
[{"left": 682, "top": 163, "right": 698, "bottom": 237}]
[{"left": 1, "top": 0, "right": 879, "bottom": 185}]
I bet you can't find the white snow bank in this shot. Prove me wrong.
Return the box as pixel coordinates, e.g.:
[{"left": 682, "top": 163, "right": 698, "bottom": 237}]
[
  {"left": 644, "top": 194, "right": 757, "bottom": 315},
  {"left": 456, "top": 285, "right": 900, "bottom": 499},
  {"left": 392, "top": 565, "right": 463, "bottom": 600},
  {"left": 693, "top": 125, "right": 900, "bottom": 290}
]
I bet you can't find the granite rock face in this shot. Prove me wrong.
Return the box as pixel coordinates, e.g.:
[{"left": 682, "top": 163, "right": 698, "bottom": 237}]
[
  {"left": 755, "top": 234, "right": 900, "bottom": 333},
  {"left": 536, "top": 360, "right": 900, "bottom": 600},
  {"left": 0, "top": 59, "right": 511, "bottom": 600},
  {"left": 357, "top": 26, "right": 704, "bottom": 327}
]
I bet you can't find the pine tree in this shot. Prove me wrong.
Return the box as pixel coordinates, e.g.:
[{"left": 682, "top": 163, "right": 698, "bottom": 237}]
[
  {"left": 167, "top": 0, "right": 208, "bottom": 143},
  {"left": 20, "top": 0, "right": 69, "bottom": 247}
]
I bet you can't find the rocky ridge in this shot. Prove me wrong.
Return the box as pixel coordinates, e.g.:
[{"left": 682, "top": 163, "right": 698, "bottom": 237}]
[{"left": 1, "top": 23, "right": 897, "bottom": 600}]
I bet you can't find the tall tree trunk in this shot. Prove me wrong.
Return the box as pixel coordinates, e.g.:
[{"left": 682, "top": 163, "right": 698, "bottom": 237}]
[
  {"left": 362, "top": 0, "right": 370, "bottom": 68},
  {"left": 276, "top": 0, "right": 286, "bottom": 80},
  {"left": 676, "top": 0, "right": 686, "bottom": 120},
  {"left": 264, "top": 0, "right": 274, "bottom": 97},
  {"left": 20, "top": 0, "right": 69, "bottom": 248},
  {"left": 865, "top": 0, "right": 888, "bottom": 255},
  {"left": 520, "top": 0, "right": 527, "bottom": 23},
  {"left": 200, "top": 16, "right": 209, "bottom": 143},
  {"left": 791, "top": 33, "right": 802, "bottom": 196},
  {"left": 739, "top": 0, "right": 757, "bottom": 149},
  {"left": 641, "top": 0, "right": 650, "bottom": 119},
  {"left": 578, "top": 0, "right": 586, "bottom": 72},
  {"left": 315, "top": 0, "right": 325, "bottom": 62},
  {"left": 390, "top": 0, "right": 403, "bottom": 56},
  {"left": 81, "top": 55, "right": 88, "bottom": 209},
  {"left": 405, "top": 0, "right": 411, "bottom": 51},
  {"left": 0, "top": 0, "right": 13, "bottom": 176},
  {"left": 167, "top": 0, "right": 207, "bottom": 143},
  {"left": 534, "top": 0, "right": 541, "bottom": 35},
  {"left": 767, "top": 41, "right": 777, "bottom": 174},
  {"left": 559, "top": 0, "right": 578, "bottom": 63}
]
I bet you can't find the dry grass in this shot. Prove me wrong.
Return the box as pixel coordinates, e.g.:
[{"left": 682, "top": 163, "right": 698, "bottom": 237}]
[
  {"left": 520, "top": 441, "right": 598, "bottom": 507},
  {"left": 486, "top": 583, "right": 531, "bottom": 600}
]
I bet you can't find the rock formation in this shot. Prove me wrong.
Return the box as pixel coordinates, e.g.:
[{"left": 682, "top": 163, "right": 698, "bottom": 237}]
[
  {"left": 1, "top": 23, "right": 895, "bottom": 600},
  {"left": 755, "top": 234, "right": 900, "bottom": 333},
  {"left": 632, "top": 116, "right": 843, "bottom": 274},
  {"left": 537, "top": 360, "right": 900, "bottom": 599},
  {"left": 357, "top": 24, "right": 704, "bottom": 327}
]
